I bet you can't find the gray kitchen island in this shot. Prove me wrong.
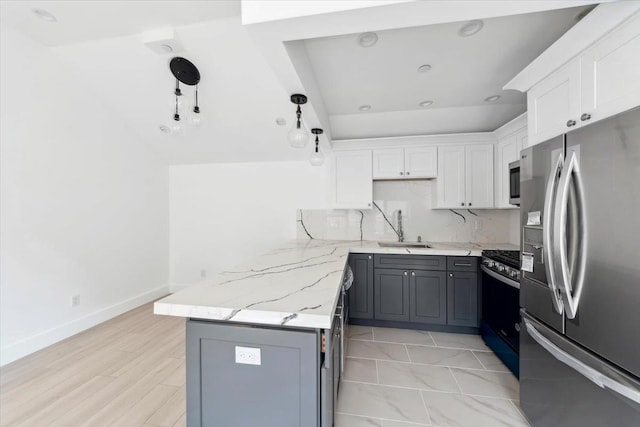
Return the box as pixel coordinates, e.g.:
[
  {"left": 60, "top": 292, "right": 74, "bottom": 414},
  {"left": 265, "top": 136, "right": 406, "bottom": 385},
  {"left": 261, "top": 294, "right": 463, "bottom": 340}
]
[{"left": 154, "top": 239, "right": 512, "bottom": 426}]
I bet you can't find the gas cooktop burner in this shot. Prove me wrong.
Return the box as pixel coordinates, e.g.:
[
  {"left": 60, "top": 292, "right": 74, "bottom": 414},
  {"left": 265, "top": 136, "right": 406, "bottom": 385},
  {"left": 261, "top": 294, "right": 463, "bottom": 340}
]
[{"left": 483, "top": 250, "right": 520, "bottom": 269}]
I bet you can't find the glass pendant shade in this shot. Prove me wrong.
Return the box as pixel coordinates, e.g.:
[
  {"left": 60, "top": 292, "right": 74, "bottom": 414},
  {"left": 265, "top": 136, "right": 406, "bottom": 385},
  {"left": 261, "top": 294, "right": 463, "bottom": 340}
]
[
  {"left": 170, "top": 120, "right": 185, "bottom": 135},
  {"left": 309, "top": 149, "right": 324, "bottom": 166},
  {"left": 188, "top": 108, "right": 202, "bottom": 127},
  {"left": 288, "top": 121, "right": 310, "bottom": 148}
]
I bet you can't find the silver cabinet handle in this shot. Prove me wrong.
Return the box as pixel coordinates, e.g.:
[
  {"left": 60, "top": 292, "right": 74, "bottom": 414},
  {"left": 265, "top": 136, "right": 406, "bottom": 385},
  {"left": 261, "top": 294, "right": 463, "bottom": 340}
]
[
  {"left": 455, "top": 262, "right": 472, "bottom": 267},
  {"left": 368, "top": 255, "right": 372, "bottom": 260},
  {"left": 580, "top": 113, "right": 591, "bottom": 121},
  {"left": 524, "top": 318, "right": 640, "bottom": 404},
  {"left": 566, "top": 120, "right": 577, "bottom": 127},
  {"left": 411, "top": 271, "right": 415, "bottom": 276},
  {"left": 543, "top": 153, "right": 564, "bottom": 315},
  {"left": 553, "top": 151, "right": 587, "bottom": 319},
  {"left": 403, "top": 271, "right": 408, "bottom": 276},
  {"left": 449, "top": 273, "right": 454, "bottom": 277}
]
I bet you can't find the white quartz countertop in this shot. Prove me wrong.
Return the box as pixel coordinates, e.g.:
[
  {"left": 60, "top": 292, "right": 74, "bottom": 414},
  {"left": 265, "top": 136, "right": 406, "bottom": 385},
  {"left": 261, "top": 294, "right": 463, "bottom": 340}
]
[{"left": 154, "top": 240, "right": 517, "bottom": 329}]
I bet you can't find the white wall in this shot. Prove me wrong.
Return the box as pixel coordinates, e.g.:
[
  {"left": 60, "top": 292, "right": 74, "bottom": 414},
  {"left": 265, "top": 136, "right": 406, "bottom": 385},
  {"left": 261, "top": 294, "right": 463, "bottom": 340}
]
[
  {"left": 170, "top": 161, "right": 329, "bottom": 289},
  {"left": 0, "top": 26, "right": 169, "bottom": 366}
]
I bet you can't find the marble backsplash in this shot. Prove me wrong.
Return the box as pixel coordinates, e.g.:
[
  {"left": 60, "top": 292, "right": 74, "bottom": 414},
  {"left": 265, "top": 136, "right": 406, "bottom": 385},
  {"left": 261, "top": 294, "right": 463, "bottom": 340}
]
[{"left": 297, "top": 180, "right": 520, "bottom": 244}]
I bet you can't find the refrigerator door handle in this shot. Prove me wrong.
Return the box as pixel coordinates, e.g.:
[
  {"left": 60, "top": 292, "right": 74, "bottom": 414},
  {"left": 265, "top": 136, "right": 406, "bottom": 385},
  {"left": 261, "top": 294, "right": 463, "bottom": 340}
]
[
  {"left": 524, "top": 319, "right": 640, "bottom": 404},
  {"left": 543, "top": 153, "right": 564, "bottom": 314},
  {"left": 553, "top": 151, "right": 587, "bottom": 319}
]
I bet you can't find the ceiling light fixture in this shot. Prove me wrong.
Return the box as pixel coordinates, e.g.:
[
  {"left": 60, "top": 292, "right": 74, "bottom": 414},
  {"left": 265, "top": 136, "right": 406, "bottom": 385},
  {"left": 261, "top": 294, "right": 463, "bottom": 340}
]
[
  {"left": 168, "top": 57, "right": 202, "bottom": 134},
  {"left": 458, "top": 20, "right": 484, "bottom": 37},
  {"left": 358, "top": 105, "right": 371, "bottom": 112},
  {"left": 288, "top": 94, "right": 310, "bottom": 148},
  {"left": 358, "top": 32, "right": 378, "bottom": 48},
  {"left": 309, "top": 129, "right": 325, "bottom": 166},
  {"left": 419, "top": 100, "right": 434, "bottom": 108},
  {"left": 32, "top": 8, "right": 57, "bottom": 23},
  {"left": 417, "top": 64, "right": 432, "bottom": 73},
  {"left": 484, "top": 95, "right": 501, "bottom": 102}
]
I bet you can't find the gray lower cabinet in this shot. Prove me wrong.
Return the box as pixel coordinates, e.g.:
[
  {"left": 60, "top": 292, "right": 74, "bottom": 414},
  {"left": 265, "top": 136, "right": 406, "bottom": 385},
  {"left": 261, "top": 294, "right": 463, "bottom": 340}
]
[
  {"left": 374, "top": 268, "right": 410, "bottom": 322},
  {"left": 349, "top": 254, "right": 374, "bottom": 319},
  {"left": 409, "top": 270, "right": 447, "bottom": 325},
  {"left": 186, "top": 320, "right": 319, "bottom": 427},
  {"left": 447, "top": 271, "right": 479, "bottom": 327}
]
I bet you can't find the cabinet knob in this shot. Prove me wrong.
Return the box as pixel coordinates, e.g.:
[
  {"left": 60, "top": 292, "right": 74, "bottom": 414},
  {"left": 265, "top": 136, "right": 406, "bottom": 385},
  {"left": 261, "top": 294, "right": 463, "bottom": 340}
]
[
  {"left": 449, "top": 273, "right": 454, "bottom": 277},
  {"left": 461, "top": 202, "right": 465, "bottom": 207},
  {"left": 581, "top": 113, "right": 591, "bottom": 122},
  {"left": 468, "top": 203, "right": 472, "bottom": 207},
  {"left": 411, "top": 271, "right": 415, "bottom": 276},
  {"left": 368, "top": 255, "right": 372, "bottom": 260},
  {"left": 404, "top": 271, "right": 408, "bottom": 276},
  {"left": 367, "top": 203, "right": 371, "bottom": 207},
  {"left": 400, "top": 172, "right": 404, "bottom": 176},
  {"left": 406, "top": 171, "right": 410, "bottom": 176},
  {"left": 566, "top": 120, "right": 577, "bottom": 127}
]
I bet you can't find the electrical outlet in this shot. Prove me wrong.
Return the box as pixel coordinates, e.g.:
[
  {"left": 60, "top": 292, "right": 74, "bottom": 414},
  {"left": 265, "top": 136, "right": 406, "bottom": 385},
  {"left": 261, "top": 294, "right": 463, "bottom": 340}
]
[
  {"left": 71, "top": 295, "right": 80, "bottom": 307},
  {"left": 475, "top": 219, "right": 483, "bottom": 231},
  {"left": 235, "top": 346, "right": 261, "bottom": 365}
]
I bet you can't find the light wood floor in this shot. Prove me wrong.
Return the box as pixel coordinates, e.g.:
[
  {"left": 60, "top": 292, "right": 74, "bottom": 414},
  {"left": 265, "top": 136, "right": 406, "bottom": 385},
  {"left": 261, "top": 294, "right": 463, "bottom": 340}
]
[{"left": 0, "top": 301, "right": 186, "bottom": 427}]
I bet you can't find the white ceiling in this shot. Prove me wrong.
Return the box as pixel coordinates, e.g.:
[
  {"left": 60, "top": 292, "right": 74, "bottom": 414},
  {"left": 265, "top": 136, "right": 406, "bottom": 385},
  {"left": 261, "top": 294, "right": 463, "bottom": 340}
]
[
  {"left": 0, "top": 0, "right": 241, "bottom": 46},
  {"left": 302, "top": 5, "right": 592, "bottom": 140}
]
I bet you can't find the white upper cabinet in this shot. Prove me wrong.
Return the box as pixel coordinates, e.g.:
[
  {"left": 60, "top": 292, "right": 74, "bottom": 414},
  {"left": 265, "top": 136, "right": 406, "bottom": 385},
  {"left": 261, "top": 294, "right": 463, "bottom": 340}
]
[
  {"left": 333, "top": 150, "right": 373, "bottom": 209},
  {"left": 372, "top": 146, "right": 437, "bottom": 179},
  {"left": 580, "top": 13, "right": 640, "bottom": 124},
  {"left": 465, "top": 144, "right": 494, "bottom": 209},
  {"left": 404, "top": 146, "right": 438, "bottom": 179},
  {"left": 372, "top": 148, "right": 404, "bottom": 179},
  {"left": 527, "top": 58, "right": 581, "bottom": 145},
  {"left": 527, "top": 12, "right": 640, "bottom": 146},
  {"left": 436, "top": 144, "right": 494, "bottom": 209},
  {"left": 437, "top": 146, "right": 466, "bottom": 208}
]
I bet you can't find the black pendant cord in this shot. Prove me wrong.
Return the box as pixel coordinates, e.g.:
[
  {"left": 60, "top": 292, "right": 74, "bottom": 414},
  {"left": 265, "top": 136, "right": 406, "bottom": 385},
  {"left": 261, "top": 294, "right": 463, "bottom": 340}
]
[
  {"left": 296, "top": 105, "right": 302, "bottom": 129},
  {"left": 193, "top": 85, "right": 200, "bottom": 113},
  {"left": 174, "top": 95, "right": 180, "bottom": 121},
  {"left": 174, "top": 78, "right": 182, "bottom": 96},
  {"left": 314, "top": 139, "right": 320, "bottom": 152}
]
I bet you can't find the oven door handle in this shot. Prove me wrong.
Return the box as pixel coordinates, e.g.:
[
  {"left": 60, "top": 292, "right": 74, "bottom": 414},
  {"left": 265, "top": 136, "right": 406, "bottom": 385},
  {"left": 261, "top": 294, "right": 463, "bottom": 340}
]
[{"left": 481, "top": 265, "right": 520, "bottom": 289}]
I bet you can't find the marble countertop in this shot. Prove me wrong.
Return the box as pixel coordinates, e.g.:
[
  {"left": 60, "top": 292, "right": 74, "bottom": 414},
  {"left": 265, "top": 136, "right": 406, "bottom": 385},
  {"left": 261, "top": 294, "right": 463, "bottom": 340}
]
[{"left": 154, "top": 240, "right": 518, "bottom": 329}]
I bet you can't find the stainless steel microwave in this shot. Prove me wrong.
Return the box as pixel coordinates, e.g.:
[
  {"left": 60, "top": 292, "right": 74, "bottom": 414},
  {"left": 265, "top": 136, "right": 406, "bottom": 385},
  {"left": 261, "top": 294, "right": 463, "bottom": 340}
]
[{"left": 508, "top": 160, "right": 520, "bottom": 206}]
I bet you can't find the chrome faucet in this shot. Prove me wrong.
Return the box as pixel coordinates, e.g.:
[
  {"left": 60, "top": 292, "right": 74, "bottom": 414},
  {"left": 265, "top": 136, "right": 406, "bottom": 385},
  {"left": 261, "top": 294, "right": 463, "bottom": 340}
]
[{"left": 397, "top": 210, "right": 404, "bottom": 242}]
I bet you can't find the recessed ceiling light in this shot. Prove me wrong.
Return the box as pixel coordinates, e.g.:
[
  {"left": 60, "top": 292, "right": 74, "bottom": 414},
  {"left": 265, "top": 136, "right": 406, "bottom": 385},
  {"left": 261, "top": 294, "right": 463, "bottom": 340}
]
[
  {"left": 417, "top": 64, "right": 432, "bottom": 73},
  {"left": 275, "top": 117, "right": 287, "bottom": 126},
  {"left": 484, "top": 95, "right": 501, "bottom": 102},
  {"left": 419, "top": 100, "right": 434, "bottom": 108},
  {"left": 160, "top": 44, "right": 173, "bottom": 53},
  {"left": 32, "top": 8, "right": 57, "bottom": 23},
  {"left": 357, "top": 32, "right": 378, "bottom": 48},
  {"left": 159, "top": 125, "right": 171, "bottom": 134},
  {"left": 458, "top": 20, "right": 484, "bottom": 37},
  {"left": 358, "top": 105, "right": 371, "bottom": 112}
]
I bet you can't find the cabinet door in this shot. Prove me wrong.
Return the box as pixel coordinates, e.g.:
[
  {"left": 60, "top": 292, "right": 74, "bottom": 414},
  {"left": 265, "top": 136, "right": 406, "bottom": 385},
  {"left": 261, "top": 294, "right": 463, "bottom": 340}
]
[
  {"left": 436, "top": 145, "right": 465, "bottom": 208},
  {"left": 581, "top": 13, "right": 640, "bottom": 124},
  {"left": 404, "top": 146, "right": 437, "bottom": 178},
  {"left": 349, "top": 254, "right": 374, "bottom": 320},
  {"left": 374, "top": 269, "right": 410, "bottom": 322},
  {"left": 465, "top": 144, "right": 494, "bottom": 208},
  {"left": 494, "top": 136, "right": 519, "bottom": 208},
  {"left": 447, "top": 272, "right": 478, "bottom": 327},
  {"left": 516, "top": 127, "right": 529, "bottom": 151},
  {"left": 409, "top": 270, "right": 447, "bottom": 325},
  {"left": 527, "top": 58, "right": 581, "bottom": 145},
  {"left": 373, "top": 148, "right": 405, "bottom": 179},
  {"left": 333, "top": 150, "right": 372, "bottom": 209}
]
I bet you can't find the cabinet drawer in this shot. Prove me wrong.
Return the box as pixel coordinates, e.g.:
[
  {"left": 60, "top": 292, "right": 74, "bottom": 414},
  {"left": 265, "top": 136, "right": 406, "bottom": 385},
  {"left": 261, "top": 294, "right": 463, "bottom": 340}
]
[
  {"left": 447, "top": 257, "right": 478, "bottom": 272},
  {"left": 374, "top": 254, "right": 446, "bottom": 271}
]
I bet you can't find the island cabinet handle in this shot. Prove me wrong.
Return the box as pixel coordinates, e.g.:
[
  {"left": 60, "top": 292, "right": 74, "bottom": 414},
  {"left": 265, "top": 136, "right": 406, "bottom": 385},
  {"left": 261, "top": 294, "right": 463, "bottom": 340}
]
[
  {"left": 368, "top": 255, "right": 372, "bottom": 260},
  {"left": 404, "top": 271, "right": 408, "bottom": 276},
  {"left": 449, "top": 273, "right": 454, "bottom": 277},
  {"left": 411, "top": 271, "right": 415, "bottom": 276}
]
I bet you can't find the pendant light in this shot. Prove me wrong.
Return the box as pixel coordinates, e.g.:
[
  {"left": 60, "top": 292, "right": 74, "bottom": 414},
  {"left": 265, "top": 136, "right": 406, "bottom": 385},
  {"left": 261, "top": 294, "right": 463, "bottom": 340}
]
[
  {"left": 168, "top": 57, "right": 202, "bottom": 134},
  {"left": 310, "top": 128, "right": 324, "bottom": 166},
  {"left": 288, "top": 94, "right": 310, "bottom": 148}
]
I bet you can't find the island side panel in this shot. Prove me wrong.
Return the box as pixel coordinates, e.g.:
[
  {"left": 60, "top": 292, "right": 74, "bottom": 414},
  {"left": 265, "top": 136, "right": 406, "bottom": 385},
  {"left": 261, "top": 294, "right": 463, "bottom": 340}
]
[{"left": 186, "top": 320, "right": 319, "bottom": 426}]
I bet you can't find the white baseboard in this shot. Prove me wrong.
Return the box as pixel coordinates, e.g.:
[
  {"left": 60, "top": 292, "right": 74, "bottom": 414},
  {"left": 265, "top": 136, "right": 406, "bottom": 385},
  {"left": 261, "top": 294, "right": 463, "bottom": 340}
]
[{"left": 0, "top": 285, "right": 170, "bottom": 367}]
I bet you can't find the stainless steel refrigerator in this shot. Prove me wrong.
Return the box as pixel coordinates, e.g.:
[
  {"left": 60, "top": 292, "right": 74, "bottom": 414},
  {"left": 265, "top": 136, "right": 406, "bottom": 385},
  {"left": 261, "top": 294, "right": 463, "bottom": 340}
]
[{"left": 519, "top": 107, "right": 640, "bottom": 426}]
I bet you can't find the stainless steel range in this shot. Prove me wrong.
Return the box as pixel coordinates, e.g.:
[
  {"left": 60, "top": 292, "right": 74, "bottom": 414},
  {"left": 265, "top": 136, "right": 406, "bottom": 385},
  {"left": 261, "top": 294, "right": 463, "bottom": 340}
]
[{"left": 480, "top": 250, "right": 520, "bottom": 377}]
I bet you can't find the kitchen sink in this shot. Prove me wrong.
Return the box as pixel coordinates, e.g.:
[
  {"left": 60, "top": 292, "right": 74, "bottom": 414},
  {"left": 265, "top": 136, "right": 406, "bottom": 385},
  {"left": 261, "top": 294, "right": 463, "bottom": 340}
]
[{"left": 378, "top": 242, "right": 431, "bottom": 249}]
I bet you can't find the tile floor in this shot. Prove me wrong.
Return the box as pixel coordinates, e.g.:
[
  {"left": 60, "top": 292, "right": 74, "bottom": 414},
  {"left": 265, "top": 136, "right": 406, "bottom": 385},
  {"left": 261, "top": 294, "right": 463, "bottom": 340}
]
[{"left": 337, "top": 326, "right": 531, "bottom": 427}]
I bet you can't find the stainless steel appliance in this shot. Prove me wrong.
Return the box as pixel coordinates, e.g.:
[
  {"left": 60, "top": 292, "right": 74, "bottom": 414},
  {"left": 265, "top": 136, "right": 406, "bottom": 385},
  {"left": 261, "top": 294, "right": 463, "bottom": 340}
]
[
  {"left": 519, "top": 107, "right": 640, "bottom": 427},
  {"left": 508, "top": 160, "right": 521, "bottom": 205},
  {"left": 481, "top": 250, "right": 521, "bottom": 376}
]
